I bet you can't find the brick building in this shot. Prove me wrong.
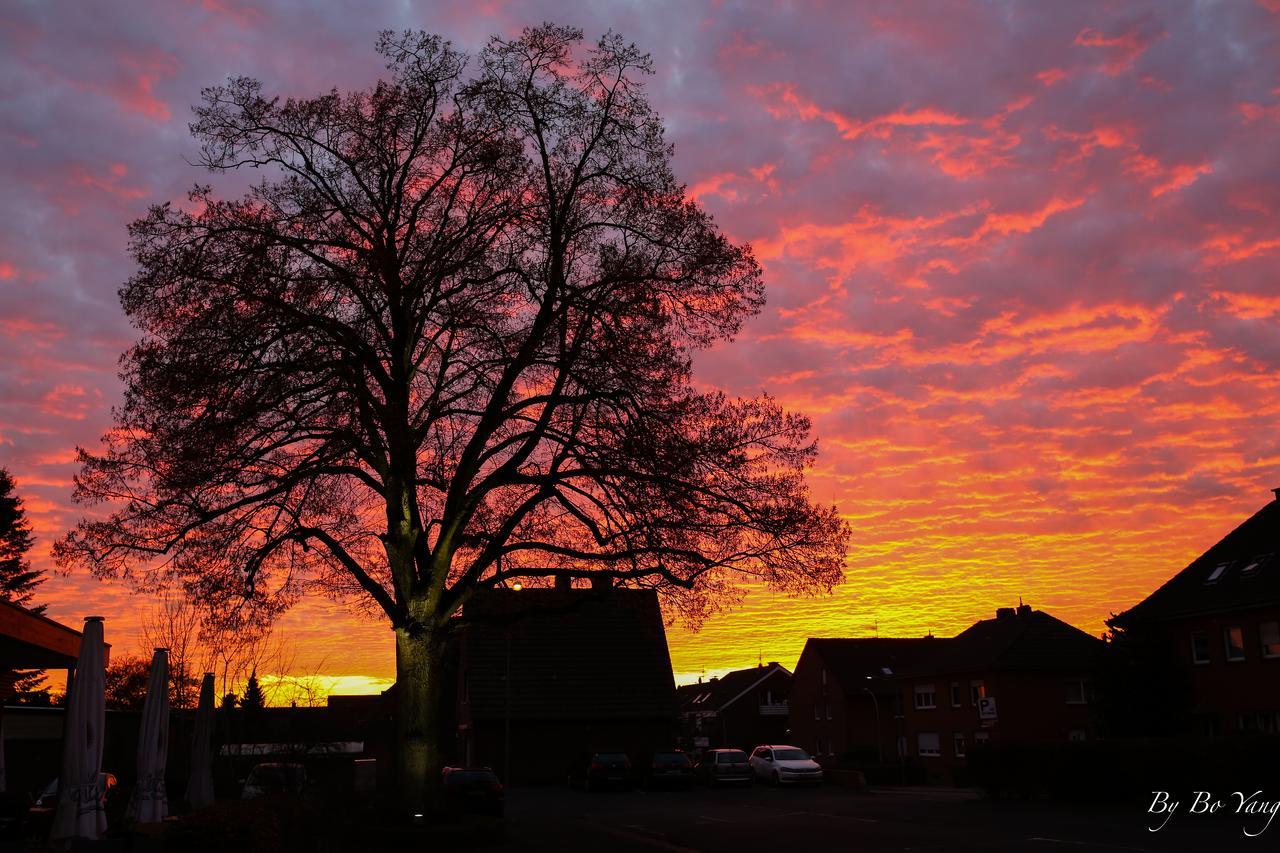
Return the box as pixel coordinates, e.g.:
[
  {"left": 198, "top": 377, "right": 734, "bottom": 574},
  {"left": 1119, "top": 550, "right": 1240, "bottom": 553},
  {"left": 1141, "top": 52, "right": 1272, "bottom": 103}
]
[
  {"left": 1111, "top": 489, "right": 1280, "bottom": 737},
  {"left": 454, "top": 583, "right": 678, "bottom": 784},
  {"left": 790, "top": 605, "right": 1101, "bottom": 784}
]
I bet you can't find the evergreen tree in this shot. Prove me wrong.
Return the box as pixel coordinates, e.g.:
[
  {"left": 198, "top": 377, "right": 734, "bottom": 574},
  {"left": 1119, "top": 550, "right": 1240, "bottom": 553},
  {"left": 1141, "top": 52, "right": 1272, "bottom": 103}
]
[
  {"left": 0, "top": 468, "right": 43, "bottom": 612},
  {"left": 0, "top": 468, "right": 48, "bottom": 696},
  {"left": 241, "top": 672, "right": 265, "bottom": 711}
]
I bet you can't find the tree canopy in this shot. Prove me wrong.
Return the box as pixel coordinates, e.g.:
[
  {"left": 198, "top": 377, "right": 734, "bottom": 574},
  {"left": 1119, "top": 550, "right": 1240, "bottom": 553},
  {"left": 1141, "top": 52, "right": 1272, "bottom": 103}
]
[{"left": 57, "top": 25, "right": 848, "bottom": 634}]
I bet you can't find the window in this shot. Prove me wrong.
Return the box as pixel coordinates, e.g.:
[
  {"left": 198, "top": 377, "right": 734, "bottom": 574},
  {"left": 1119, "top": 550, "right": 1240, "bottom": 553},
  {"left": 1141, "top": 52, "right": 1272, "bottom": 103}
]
[
  {"left": 1068, "top": 729, "right": 1086, "bottom": 743},
  {"left": 1065, "top": 679, "right": 1088, "bottom": 705},
  {"left": 1226, "top": 626, "right": 1246, "bottom": 661},
  {"left": 821, "top": 667, "right": 828, "bottom": 693},
  {"left": 917, "top": 732, "right": 941, "bottom": 757},
  {"left": 973, "top": 731, "right": 990, "bottom": 746},
  {"left": 1261, "top": 622, "right": 1280, "bottom": 659},
  {"left": 1240, "top": 553, "right": 1274, "bottom": 577},
  {"left": 816, "top": 736, "right": 827, "bottom": 756},
  {"left": 1206, "top": 561, "right": 1232, "bottom": 584},
  {"left": 825, "top": 701, "right": 832, "bottom": 720},
  {"left": 914, "top": 684, "right": 937, "bottom": 710},
  {"left": 1191, "top": 631, "right": 1211, "bottom": 664},
  {"left": 953, "top": 732, "right": 966, "bottom": 757},
  {"left": 814, "top": 702, "right": 821, "bottom": 720},
  {"left": 949, "top": 682, "right": 961, "bottom": 707},
  {"left": 969, "top": 680, "right": 985, "bottom": 706}
]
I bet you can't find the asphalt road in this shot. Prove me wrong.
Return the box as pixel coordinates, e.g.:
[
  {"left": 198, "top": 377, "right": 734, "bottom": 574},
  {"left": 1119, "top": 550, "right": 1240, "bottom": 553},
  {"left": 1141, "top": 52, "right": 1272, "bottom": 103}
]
[{"left": 491, "top": 784, "right": 1273, "bottom": 852}]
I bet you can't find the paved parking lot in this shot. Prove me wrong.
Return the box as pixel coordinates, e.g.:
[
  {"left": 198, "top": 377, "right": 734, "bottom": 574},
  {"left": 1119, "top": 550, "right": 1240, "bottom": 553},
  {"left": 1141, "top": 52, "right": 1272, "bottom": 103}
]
[{"left": 495, "top": 784, "right": 1262, "bottom": 852}]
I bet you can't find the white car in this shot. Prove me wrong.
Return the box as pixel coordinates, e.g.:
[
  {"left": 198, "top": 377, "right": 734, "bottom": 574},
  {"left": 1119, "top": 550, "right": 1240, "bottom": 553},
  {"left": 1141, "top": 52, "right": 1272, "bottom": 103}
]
[{"left": 748, "top": 745, "right": 824, "bottom": 785}]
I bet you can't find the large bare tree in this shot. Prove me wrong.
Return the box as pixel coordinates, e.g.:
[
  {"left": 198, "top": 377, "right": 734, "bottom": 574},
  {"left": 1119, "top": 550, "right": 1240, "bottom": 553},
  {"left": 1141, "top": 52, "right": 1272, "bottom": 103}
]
[{"left": 58, "top": 26, "right": 849, "bottom": 808}]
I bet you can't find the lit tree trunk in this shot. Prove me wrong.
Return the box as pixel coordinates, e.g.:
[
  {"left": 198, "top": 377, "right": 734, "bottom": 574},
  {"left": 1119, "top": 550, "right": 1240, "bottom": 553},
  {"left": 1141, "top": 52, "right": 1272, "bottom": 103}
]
[{"left": 394, "top": 620, "right": 448, "bottom": 813}]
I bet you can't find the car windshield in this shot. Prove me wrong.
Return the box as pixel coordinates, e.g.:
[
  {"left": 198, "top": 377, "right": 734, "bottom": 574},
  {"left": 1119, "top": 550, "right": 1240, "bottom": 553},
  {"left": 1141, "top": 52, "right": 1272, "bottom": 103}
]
[
  {"left": 716, "top": 751, "right": 747, "bottom": 763},
  {"left": 654, "top": 752, "right": 689, "bottom": 765},
  {"left": 772, "top": 748, "right": 810, "bottom": 760},
  {"left": 595, "top": 753, "right": 628, "bottom": 763},
  {"left": 446, "top": 770, "right": 499, "bottom": 785}
]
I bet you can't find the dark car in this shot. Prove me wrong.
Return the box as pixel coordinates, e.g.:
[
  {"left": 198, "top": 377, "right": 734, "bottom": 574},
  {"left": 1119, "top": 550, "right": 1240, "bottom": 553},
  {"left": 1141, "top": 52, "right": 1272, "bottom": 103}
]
[
  {"left": 441, "top": 767, "right": 504, "bottom": 817},
  {"left": 695, "top": 748, "right": 753, "bottom": 787},
  {"left": 641, "top": 750, "right": 694, "bottom": 789},
  {"left": 577, "top": 751, "right": 632, "bottom": 791},
  {"left": 241, "top": 762, "right": 307, "bottom": 799}
]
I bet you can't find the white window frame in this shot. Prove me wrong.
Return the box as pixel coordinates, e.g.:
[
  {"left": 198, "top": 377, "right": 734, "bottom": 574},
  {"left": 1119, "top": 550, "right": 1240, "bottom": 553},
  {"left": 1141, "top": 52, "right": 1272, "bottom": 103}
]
[
  {"left": 1225, "top": 626, "right": 1246, "bottom": 662},
  {"left": 1191, "top": 631, "right": 1211, "bottom": 664},
  {"left": 913, "top": 684, "right": 937, "bottom": 710},
  {"left": 953, "top": 732, "right": 966, "bottom": 757},
  {"left": 949, "top": 682, "right": 961, "bottom": 707},
  {"left": 969, "top": 680, "right": 984, "bottom": 706},
  {"left": 1065, "top": 679, "right": 1088, "bottom": 705},
  {"left": 1260, "top": 621, "right": 1280, "bottom": 659},
  {"left": 917, "top": 732, "right": 941, "bottom": 757}
]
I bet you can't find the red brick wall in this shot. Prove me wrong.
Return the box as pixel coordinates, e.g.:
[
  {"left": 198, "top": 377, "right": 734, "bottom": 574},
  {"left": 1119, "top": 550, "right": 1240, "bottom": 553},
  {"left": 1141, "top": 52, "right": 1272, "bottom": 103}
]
[{"left": 1165, "top": 605, "right": 1280, "bottom": 735}]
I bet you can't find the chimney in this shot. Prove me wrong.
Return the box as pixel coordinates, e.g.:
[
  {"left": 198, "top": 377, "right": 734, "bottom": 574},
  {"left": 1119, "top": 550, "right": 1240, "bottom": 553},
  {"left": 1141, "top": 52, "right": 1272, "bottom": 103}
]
[
  {"left": 1273, "top": 487, "right": 1280, "bottom": 502},
  {"left": 1016, "top": 603, "right": 1032, "bottom": 616},
  {"left": 996, "top": 607, "right": 1016, "bottom": 620},
  {"left": 590, "top": 574, "right": 613, "bottom": 592},
  {"left": 555, "top": 574, "right": 572, "bottom": 591}
]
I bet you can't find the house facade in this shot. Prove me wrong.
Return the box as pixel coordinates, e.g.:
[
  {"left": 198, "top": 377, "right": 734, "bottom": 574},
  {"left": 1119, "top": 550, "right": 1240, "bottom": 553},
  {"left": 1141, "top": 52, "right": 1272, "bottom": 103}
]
[
  {"left": 790, "top": 605, "right": 1101, "bottom": 784},
  {"left": 1112, "top": 489, "right": 1280, "bottom": 737},
  {"left": 454, "top": 582, "right": 678, "bottom": 784},
  {"left": 676, "top": 662, "right": 791, "bottom": 752}
]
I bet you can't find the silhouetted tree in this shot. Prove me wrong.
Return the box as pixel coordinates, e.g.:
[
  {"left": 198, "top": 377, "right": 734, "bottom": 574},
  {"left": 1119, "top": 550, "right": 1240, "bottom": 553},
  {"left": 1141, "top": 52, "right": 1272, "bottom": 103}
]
[
  {"left": 0, "top": 468, "right": 48, "bottom": 696},
  {"left": 105, "top": 655, "right": 151, "bottom": 711},
  {"left": 240, "top": 672, "right": 265, "bottom": 712},
  {"left": 57, "top": 26, "right": 849, "bottom": 809},
  {"left": 220, "top": 692, "right": 238, "bottom": 710},
  {"left": 1098, "top": 612, "right": 1193, "bottom": 738}
]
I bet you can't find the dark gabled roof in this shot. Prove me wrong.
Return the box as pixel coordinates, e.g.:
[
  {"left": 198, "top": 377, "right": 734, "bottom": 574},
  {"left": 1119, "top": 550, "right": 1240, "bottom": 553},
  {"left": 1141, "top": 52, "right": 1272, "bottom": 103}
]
[
  {"left": 1119, "top": 494, "right": 1280, "bottom": 624},
  {"left": 798, "top": 638, "right": 941, "bottom": 688},
  {"left": 460, "top": 588, "right": 676, "bottom": 721},
  {"left": 676, "top": 663, "right": 790, "bottom": 713},
  {"left": 799, "top": 608, "right": 1101, "bottom": 686},
  {"left": 928, "top": 608, "right": 1101, "bottom": 674}
]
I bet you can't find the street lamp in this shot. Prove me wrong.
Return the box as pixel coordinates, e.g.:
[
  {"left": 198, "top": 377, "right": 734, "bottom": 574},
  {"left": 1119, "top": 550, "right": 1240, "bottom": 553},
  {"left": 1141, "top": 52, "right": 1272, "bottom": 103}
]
[{"left": 863, "top": 677, "right": 883, "bottom": 768}]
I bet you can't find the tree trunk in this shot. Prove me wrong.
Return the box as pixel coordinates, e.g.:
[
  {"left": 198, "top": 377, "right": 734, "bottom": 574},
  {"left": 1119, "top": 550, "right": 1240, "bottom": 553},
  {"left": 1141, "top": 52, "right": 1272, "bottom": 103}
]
[{"left": 394, "top": 623, "right": 449, "bottom": 814}]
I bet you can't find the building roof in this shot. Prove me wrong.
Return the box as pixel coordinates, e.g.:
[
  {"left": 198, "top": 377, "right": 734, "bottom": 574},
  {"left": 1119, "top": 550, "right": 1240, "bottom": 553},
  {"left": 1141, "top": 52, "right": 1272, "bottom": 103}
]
[
  {"left": 676, "top": 662, "right": 790, "bottom": 714},
  {"left": 0, "top": 600, "right": 107, "bottom": 670},
  {"left": 460, "top": 588, "right": 677, "bottom": 721},
  {"left": 929, "top": 607, "right": 1101, "bottom": 674},
  {"left": 798, "top": 637, "right": 941, "bottom": 688},
  {"left": 799, "top": 607, "right": 1100, "bottom": 687},
  {"left": 1118, "top": 492, "right": 1280, "bottom": 624}
]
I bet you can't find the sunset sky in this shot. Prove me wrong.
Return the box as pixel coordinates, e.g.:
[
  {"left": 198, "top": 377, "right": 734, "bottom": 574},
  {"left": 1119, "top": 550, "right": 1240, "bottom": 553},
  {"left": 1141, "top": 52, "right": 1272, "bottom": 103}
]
[{"left": 3, "top": 0, "right": 1280, "bottom": 695}]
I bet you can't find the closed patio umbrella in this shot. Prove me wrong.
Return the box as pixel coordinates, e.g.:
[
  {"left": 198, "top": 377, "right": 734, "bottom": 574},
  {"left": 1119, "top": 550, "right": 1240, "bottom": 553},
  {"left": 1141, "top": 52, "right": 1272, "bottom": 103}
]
[
  {"left": 128, "top": 648, "right": 170, "bottom": 823},
  {"left": 50, "top": 615, "right": 108, "bottom": 843},
  {"left": 185, "top": 672, "right": 215, "bottom": 810}
]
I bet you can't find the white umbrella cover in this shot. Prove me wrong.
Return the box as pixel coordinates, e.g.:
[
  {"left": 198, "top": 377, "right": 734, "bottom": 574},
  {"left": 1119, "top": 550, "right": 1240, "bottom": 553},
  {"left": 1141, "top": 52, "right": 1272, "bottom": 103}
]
[
  {"left": 185, "top": 672, "right": 215, "bottom": 810},
  {"left": 50, "top": 616, "right": 108, "bottom": 842},
  {"left": 128, "top": 648, "right": 170, "bottom": 823}
]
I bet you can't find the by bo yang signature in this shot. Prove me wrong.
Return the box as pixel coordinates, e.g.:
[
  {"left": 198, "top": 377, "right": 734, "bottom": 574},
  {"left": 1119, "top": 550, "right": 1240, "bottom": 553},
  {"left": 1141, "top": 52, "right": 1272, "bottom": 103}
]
[{"left": 1148, "top": 790, "right": 1280, "bottom": 837}]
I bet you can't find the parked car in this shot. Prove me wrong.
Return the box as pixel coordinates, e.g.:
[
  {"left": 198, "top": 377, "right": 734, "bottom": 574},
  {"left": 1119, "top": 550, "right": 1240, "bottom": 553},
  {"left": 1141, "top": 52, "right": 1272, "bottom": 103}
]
[
  {"left": 641, "top": 750, "right": 694, "bottom": 789},
  {"left": 441, "top": 767, "right": 504, "bottom": 816},
  {"left": 695, "top": 748, "right": 753, "bottom": 787},
  {"left": 32, "top": 772, "right": 119, "bottom": 809},
  {"left": 572, "top": 750, "right": 632, "bottom": 791},
  {"left": 748, "top": 745, "right": 824, "bottom": 785},
  {"left": 242, "top": 762, "right": 307, "bottom": 799}
]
